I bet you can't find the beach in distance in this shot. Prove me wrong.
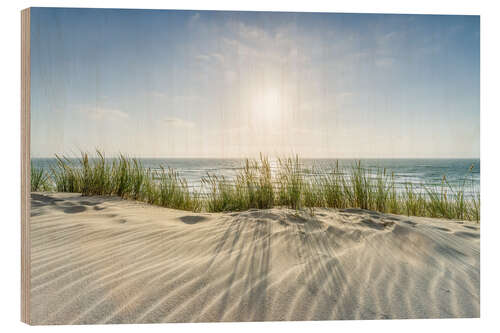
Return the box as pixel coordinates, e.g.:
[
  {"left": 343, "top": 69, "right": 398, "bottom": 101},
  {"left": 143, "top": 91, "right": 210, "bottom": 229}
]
[{"left": 30, "top": 192, "right": 479, "bottom": 324}]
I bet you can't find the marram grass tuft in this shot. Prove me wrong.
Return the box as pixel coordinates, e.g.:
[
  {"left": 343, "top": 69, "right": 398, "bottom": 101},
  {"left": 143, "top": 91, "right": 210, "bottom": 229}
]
[{"left": 35, "top": 151, "right": 480, "bottom": 222}]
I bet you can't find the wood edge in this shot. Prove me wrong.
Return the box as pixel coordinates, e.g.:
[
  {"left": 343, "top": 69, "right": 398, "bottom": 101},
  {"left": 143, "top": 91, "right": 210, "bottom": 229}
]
[{"left": 21, "top": 7, "right": 31, "bottom": 325}]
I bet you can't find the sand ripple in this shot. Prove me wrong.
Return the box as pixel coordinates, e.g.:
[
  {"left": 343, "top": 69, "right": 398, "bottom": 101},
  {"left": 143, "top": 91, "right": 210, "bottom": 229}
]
[{"left": 29, "top": 193, "right": 479, "bottom": 324}]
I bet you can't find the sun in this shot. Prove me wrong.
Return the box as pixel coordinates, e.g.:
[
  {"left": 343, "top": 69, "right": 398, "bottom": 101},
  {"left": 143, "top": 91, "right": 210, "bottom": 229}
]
[{"left": 251, "top": 86, "right": 282, "bottom": 125}]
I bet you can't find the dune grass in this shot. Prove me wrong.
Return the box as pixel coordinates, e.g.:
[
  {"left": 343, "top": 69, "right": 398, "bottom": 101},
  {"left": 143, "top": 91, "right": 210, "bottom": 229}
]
[
  {"left": 31, "top": 163, "right": 50, "bottom": 192},
  {"left": 202, "top": 155, "right": 274, "bottom": 212},
  {"left": 33, "top": 151, "right": 480, "bottom": 222},
  {"left": 46, "top": 151, "right": 201, "bottom": 212}
]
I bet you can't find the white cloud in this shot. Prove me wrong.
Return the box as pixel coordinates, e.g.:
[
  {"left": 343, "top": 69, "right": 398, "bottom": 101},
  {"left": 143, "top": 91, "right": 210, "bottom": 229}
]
[
  {"left": 211, "top": 53, "right": 224, "bottom": 63},
  {"left": 188, "top": 12, "right": 200, "bottom": 26},
  {"left": 195, "top": 53, "right": 224, "bottom": 64},
  {"left": 149, "top": 91, "right": 167, "bottom": 98},
  {"left": 195, "top": 54, "right": 210, "bottom": 61},
  {"left": 234, "top": 21, "right": 267, "bottom": 41},
  {"left": 375, "top": 57, "right": 395, "bottom": 68},
  {"left": 191, "top": 20, "right": 313, "bottom": 80},
  {"left": 175, "top": 95, "right": 201, "bottom": 103},
  {"left": 83, "top": 107, "right": 129, "bottom": 120},
  {"left": 164, "top": 117, "right": 196, "bottom": 129},
  {"left": 148, "top": 92, "right": 202, "bottom": 104}
]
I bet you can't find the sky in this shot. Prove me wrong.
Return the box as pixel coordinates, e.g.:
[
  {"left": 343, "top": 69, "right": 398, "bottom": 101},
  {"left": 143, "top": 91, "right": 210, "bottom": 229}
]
[{"left": 30, "top": 8, "right": 480, "bottom": 158}]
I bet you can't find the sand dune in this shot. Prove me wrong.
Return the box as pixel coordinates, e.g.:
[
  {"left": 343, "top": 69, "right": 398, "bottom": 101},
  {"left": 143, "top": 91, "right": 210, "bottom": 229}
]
[{"left": 29, "top": 192, "right": 479, "bottom": 324}]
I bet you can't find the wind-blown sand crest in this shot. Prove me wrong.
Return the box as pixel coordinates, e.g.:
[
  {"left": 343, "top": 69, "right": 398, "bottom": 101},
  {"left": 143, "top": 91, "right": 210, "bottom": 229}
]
[{"left": 30, "top": 192, "right": 479, "bottom": 324}]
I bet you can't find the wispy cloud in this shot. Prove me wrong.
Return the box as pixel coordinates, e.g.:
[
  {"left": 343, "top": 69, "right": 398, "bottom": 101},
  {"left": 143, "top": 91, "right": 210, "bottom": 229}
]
[
  {"left": 164, "top": 117, "right": 196, "bottom": 129},
  {"left": 233, "top": 21, "right": 268, "bottom": 42},
  {"left": 148, "top": 91, "right": 202, "bottom": 104},
  {"left": 188, "top": 12, "right": 200, "bottom": 26},
  {"left": 196, "top": 53, "right": 225, "bottom": 65},
  {"left": 195, "top": 54, "right": 210, "bottom": 61},
  {"left": 375, "top": 57, "right": 395, "bottom": 68},
  {"left": 83, "top": 107, "right": 129, "bottom": 120},
  {"left": 193, "top": 20, "right": 311, "bottom": 73},
  {"left": 149, "top": 90, "right": 167, "bottom": 98}
]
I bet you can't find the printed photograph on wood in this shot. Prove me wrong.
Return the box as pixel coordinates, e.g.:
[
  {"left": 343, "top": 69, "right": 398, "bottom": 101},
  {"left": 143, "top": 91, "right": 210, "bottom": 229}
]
[{"left": 24, "top": 7, "right": 480, "bottom": 324}]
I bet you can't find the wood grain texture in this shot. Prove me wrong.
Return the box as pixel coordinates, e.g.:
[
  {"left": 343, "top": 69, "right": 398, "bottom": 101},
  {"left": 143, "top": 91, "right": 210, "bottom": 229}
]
[{"left": 21, "top": 7, "right": 31, "bottom": 325}]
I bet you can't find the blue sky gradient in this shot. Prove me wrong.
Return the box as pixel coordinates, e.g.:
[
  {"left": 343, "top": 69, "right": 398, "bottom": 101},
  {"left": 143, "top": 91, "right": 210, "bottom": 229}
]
[{"left": 30, "top": 8, "right": 479, "bottom": 158}]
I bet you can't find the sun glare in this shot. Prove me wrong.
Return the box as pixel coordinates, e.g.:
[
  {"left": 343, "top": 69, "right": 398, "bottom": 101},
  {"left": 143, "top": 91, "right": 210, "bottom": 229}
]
[{"left": 251, "top": 87, "right": 282, "bottom": 125}]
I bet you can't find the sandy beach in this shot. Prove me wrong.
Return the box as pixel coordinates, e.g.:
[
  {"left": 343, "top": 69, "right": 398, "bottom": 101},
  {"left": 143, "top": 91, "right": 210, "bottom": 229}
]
[{"left": 29, "top": 192, "right": 479, "bottom": 324}]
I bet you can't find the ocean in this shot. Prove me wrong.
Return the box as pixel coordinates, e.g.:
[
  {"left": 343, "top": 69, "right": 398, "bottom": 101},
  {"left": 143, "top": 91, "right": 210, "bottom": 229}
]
[{"left": 31, "top": 158, "right": 480, "bottom": 197}]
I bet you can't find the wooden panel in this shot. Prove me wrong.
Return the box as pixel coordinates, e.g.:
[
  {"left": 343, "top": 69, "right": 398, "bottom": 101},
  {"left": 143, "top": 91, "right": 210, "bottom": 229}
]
[{"left": 21, "top": 7, "right": 31, "bottom": 325}]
